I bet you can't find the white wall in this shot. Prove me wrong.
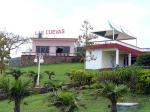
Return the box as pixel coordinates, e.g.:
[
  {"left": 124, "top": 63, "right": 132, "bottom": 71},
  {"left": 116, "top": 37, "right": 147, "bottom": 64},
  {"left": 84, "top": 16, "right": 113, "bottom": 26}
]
[
  {"left": 85, "top": 49, "right": 102, "bottom": 69},
  {"left": 85, "top": 48, "right": 126, "bottom": 69},
  {"left": 102, "top": 51, "right": 115, "bottom": 68},
  {"left": 102, "top": 51, "right": 125, "bottom": 68},
  {"left": 32, "top": 39, "right": 76, "bottom": 56},
  {"left": 49, "top": 46, "right": 56, "bottom": 56},
  {"left": 70, "top": 46, "right": 75, "bottom": 56}
]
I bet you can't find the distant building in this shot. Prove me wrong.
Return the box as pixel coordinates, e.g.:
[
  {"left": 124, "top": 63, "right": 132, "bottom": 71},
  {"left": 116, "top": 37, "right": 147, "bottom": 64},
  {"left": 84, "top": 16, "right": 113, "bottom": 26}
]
[
  {"left": 10, "top": 57, "right": 21, "bottom": 67},
  {"left": 21, "top": 37, "right": 77, "bottom": 66},
  {"left": 85, "top": 30, "right": 150, "bottom": 69}
]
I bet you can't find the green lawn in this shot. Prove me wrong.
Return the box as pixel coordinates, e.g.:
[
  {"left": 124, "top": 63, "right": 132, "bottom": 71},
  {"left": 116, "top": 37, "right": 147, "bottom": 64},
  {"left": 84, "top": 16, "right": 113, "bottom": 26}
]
[
  {"left": 20, "top": 63, "right": 83, "bottom": 82},
  {"left": 0, "top": 63, "right": 150, "bottom": 112}
]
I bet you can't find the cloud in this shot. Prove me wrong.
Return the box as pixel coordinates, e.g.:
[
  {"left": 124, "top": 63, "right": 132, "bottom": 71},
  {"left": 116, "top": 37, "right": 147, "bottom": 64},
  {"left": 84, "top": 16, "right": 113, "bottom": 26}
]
[
  {"left": 0, "top": 0, "right": 150, "bottom": 57},
  {"left": 63, "top": 1, "right": 150, "bottom": 47},
  {"left": 0, "top": 0, "right": 59, "bottom": 36}
]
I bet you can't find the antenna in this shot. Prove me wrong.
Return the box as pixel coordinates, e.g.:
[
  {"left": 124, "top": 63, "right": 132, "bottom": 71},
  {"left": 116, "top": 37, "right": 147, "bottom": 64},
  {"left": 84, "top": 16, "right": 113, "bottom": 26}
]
[
  {"left": 35, "top": 31, "right": 44, "bottom": 38},
  {"left": 38, "top": 32, "right": 43, "bottom": 38}
]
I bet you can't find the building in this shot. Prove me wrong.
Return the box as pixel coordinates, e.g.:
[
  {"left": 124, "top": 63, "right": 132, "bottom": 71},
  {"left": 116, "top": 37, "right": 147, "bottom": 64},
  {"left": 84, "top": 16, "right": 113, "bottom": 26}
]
[
  {"left": 85, "top": 30, "right": 150, "bottom": 69},
  {"left": 21, "top": 37, "right": 77, "bottom": 66}
]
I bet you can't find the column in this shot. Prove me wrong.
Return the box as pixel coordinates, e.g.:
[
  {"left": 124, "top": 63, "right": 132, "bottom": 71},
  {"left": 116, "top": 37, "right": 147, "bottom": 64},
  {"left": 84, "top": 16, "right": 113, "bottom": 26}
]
[
  {"left": 50, "top": 46, "right": 56, "bottom": 56},
  {"left": 116, "top": 49, "right": 119, "bottom": 66},
  {"left": 70, "top": 46, "right": 74, "bottom": 56},
  {"left": 128, "top": 53, "right": 131, "bottom": 66}
]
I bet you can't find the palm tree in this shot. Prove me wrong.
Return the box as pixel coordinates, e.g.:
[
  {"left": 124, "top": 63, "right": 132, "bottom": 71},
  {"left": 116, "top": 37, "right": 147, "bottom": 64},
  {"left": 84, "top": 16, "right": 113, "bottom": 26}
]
[
  {"left": 27, "top": 70, "right": 38, "bottom": 87},
  {"left": 44, "top": 71, "right": 55, "bottom": 80},
  {"left": 44, "top": 80, "right": 64, "bottom": 94},
  {"left": 6, "top": 68, "right": 24, "bottom": 80},
  {"left": 95, "top": 82, "right": 127, "bottom": 112},
  {"left": 0, "top": 77, "right": 31, "bottom": 112},
  {"left": 48, "top": 91, "right": 84, "bottom": 112}
]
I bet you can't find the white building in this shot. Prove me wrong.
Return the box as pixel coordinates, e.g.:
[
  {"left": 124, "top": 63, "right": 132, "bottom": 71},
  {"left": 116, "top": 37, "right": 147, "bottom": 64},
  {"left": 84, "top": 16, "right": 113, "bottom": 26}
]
[{"left": 85, "top": 30, "right": 150, "bottom": 69}]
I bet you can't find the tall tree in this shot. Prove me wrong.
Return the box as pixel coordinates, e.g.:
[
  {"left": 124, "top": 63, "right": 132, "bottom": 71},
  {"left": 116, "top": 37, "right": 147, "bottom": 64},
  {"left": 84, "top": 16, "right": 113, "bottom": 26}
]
[
  {"left": 78, "top": 20, "right": 97, "bottom": 66},
  {"left": 78, "top": 20, "right": 95, "bottom": 46},
  {"left": 0, "top": 31, "right": 29, "bottom": 73}
]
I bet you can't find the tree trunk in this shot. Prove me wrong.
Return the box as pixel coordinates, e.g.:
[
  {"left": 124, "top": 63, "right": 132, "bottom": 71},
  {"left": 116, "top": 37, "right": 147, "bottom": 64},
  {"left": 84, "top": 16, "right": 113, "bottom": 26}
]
[
  {"left": 0, "top": 57, "right": 5, "bottom": 74},
  {"left": 111, "top": 99, "right": 117, "bottom": 112},
  {"left": 14, "top": 100, "right": 21, "bottom": 112}
]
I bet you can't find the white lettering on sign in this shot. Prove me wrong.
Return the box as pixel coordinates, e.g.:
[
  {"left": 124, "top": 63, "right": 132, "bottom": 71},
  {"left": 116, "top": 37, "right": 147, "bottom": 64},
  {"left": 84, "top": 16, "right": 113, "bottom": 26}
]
[{"left": 35, "top": 29, "right": 65, "bottom": 35}]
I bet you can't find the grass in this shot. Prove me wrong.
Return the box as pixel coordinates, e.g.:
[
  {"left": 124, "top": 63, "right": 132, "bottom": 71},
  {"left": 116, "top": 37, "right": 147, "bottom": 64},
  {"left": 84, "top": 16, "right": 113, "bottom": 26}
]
[
  {"left": 0, "top": 63, "right": 150, "bottom": 112},
  {"left": 20, "top": 63, "right": 83, "bottom": 82}
]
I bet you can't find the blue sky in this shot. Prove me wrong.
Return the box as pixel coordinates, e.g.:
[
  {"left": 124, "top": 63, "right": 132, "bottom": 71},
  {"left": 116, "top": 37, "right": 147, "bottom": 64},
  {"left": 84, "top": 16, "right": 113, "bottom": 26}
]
[{"left": 0, "top": 0, "right": 150, "bottom": 57}]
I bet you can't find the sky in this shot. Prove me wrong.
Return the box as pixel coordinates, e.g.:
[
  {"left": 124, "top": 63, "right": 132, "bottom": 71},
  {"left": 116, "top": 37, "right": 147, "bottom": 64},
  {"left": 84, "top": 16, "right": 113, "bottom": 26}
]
[{"left": 0, "top": 0, "right": 150, "bottom": 57}]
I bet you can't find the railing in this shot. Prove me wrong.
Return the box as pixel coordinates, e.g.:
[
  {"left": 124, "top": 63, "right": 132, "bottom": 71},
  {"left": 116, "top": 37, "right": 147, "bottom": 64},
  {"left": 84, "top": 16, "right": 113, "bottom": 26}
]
[
  {"left": 22, "top": 52, "right": 75, "bottom": 56},
  {"left": 93, "top": 40, "right": 145, "bottom": 52}
]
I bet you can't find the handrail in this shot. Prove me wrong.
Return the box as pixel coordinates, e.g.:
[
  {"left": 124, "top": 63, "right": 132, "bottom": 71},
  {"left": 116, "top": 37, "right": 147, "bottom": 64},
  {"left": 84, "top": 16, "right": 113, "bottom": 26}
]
[{"left": 22, "top": 52, "right": 75, "bottom": 56}]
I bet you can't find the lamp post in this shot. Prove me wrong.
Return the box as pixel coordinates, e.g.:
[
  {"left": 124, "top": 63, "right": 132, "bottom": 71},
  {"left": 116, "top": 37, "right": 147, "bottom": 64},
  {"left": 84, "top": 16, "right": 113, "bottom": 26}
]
[{"left": 34, "top": 54, "right": 44, "bottom": 86}]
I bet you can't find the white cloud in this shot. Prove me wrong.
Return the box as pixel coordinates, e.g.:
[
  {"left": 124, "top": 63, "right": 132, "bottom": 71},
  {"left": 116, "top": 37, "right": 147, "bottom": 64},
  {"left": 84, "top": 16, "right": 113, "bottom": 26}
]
[
  {"left": 0, "top": 0, "right": 59, "bottom": 36},
  {"left": 64, "top": 2, "right": 150, "bottom": 47},
  {"left": 0, "top": 0, "right": 150, "bottom": 57}
]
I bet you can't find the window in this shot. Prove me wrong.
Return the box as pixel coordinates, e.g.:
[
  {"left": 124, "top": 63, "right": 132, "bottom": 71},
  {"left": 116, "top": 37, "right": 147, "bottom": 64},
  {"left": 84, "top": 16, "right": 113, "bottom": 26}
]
[
  {"left": 56, "top": 46, "right": 70, "bottom": 56},
  {"left": 36, "top": 46, "right": 49, "bottom": 54}
]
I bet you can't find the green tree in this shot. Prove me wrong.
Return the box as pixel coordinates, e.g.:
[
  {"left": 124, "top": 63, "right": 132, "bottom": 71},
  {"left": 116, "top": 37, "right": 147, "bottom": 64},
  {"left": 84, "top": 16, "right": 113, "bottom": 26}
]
[
  {"left": 27, "top": 70, "right": 38, "bottom": 87},
  {"left": 44, "top": 71, "right": 55, "bottom": 80},
  {"left": 136, "top": 53, "right": 150, "bottom": 66},
  {"left": 6, "top": 68, "right": 25, "bottom": 80},
  {"left": 78, "top": 20, "right": 97, "bottom": 68},
  {"left": 95, "top": 82, "right": 128, "bottom": 112},
  {"left": 0, "top": 31, "right": 28, "bottom": 74},
  {"left": 78, "top": 20, "right": 95, "bottom": 46},
  {"left": 0, "top": 77, "right": 31, "bottom": 112}
]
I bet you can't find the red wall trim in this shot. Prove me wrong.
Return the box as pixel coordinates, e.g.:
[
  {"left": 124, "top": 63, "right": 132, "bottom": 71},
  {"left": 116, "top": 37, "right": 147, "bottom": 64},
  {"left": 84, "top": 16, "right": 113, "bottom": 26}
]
[{"left": 87, "top": 43, "right": 143, "bottom": 55}]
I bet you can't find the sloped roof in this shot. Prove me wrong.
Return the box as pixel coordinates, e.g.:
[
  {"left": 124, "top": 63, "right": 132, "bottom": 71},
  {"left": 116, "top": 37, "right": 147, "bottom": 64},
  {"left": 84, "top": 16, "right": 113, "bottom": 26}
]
[
  {"left": 87, "top": 43, "right": 143, "bottom": 55},
  {"left": 92, "top": 30, "right": 136, "bottom": 40}
]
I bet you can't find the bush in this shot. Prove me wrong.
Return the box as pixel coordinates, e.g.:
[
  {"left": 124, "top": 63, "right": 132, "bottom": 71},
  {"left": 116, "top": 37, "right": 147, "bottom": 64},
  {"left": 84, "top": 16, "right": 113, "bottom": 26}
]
[
  {"left": 97, "top": 67, "right": 142, "bottom": 93},
  {"left": 67, "top": 70, "right": 95, "bottom": 88},
  {"left": 98, "top": 67, "right": 140, "bottom": 83},
  {"left": 71, "top": 47, "right": 85, "bottom": 63},
  {"left": 48, "top": 91, "right": 84, "bottom": 112},
  {"left": 136, "top": 69, "right": 150, "bottom": 94},
  {"left": 136, "top": 53, "right": 150, "bottom": 66}
]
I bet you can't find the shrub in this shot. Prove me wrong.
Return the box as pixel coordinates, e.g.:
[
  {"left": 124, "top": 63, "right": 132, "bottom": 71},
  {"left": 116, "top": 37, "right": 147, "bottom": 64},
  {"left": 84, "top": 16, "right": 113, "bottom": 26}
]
[
  {"left": 44, "top": 71, "right": 55, "bottom": 80},
  {"left": 116, "top": 67, "right": 141, "bottom": 90},
  {"left": 71, "top": 47, "right": 85, "bottom": 63},
  {"left": 136, "top": 53, "right": 150, "bottom": 66},
  {"left": 68, "top": 70, "right": 95, "bottom": 88},
  {"left": 97, "top": 67, "right": 141, "bottom": 93},
  {"left": 48, "top": 91, "right": 85, "bottom": 112},
  {"left": 136, "top": 69, "right": 150, "bottom": 94}
]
